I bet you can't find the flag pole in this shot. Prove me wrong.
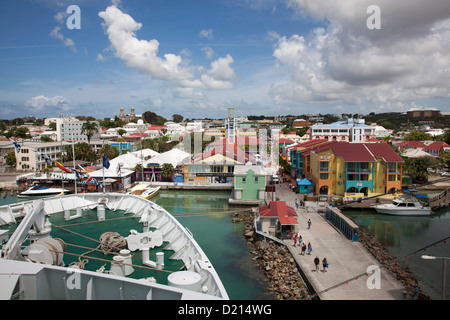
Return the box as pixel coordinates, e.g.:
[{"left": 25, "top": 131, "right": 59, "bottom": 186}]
[{"left": 102, "top": 163, "right": 105, "bottom": 193}]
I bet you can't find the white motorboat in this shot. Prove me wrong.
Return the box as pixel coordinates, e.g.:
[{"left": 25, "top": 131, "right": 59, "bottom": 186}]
[
  {"left": 0, "top": 193, "right": 228, "bottom": 300},
  {"left": 18, "top": 185, "right": 70, "bottom": 198},
  {"left": 373, "top": 194, "right": 431, "bottom": 216},
  {"left": 141, "top": 186, "right": 161, "bottom": 200}
]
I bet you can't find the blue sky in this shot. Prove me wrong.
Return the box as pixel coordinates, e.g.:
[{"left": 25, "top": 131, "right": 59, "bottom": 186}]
[{"left": 1, "top": 0, "right": 450, "bottom": 121}]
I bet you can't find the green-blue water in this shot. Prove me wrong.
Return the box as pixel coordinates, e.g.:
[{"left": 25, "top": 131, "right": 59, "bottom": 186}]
[
  {"left": 0, "top": 191, "right": 270, "bottom": 300},
  {"left": 344, "top": 205, "right": 450, "bottom": 300}
]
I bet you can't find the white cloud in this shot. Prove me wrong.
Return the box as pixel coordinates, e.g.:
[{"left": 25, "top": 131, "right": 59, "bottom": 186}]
[
  {"left": 202, "top": 46, "right": 215, "bottom": 59},
  {"left": 25, "top": 95, "right": 70, "bottom": 111},
  {"left": 49, "top": 26, "right": 76, "bottom": 52},
  {"left": 201, "top": 55, "right": 237, "bottom": 89},
  {"left": 271, "top": 0, "right": 450, "bottom": 111},
  {"left": 98, "top": 5, "right": 237, "bottom": 98},
  {"left": 199, "top": 28, "right": 214, "bottom": 39},
  {"left": 96, "top": 53, "right": 106, "bottom": 62}
]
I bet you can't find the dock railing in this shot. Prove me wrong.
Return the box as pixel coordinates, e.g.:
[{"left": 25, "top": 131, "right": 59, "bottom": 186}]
[{"left": 324, "top": 205, "right": 359, "bottom": 241}]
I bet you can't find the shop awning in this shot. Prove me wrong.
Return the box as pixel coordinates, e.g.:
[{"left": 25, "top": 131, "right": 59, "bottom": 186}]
[{"left": 278, "top": 217, "right": 298, "bottom": 225}]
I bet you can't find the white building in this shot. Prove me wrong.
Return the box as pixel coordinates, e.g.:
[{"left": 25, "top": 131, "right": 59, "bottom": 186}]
[
  {"left": 55, "top": 117, "right": 100, "bottom": 142},
  {"left": 15, "top": 141, "right": 69, "bottom": 171}
]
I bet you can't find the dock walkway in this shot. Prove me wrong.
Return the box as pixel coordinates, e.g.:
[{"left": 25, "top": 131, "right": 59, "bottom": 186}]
[{"left": 275, "top": 183, "right": 406, "bottom": 300}]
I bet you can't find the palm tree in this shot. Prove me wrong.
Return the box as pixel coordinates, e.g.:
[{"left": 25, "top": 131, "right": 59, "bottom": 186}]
[
  {"left": 81, "top": 121, "right": 99, "bottom": 145},
  {"left": 161, "top": 163, "right": 174, "bottom": 181}
]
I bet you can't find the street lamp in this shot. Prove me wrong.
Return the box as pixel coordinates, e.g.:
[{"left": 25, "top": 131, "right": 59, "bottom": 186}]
[{"left": 421, "top": 255, "right": 449, "bottom": 300}]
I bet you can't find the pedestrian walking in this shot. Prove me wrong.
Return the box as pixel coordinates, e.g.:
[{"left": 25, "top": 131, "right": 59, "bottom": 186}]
[
  {"left": 301, "top": 242, "right": 307, "bottom": 255},
  {"left": 307, "top": 242, "right": 312, "bottom": 255},
  {"left": 314, "top": 256, "right": 320, "bottom": 272},
  {"left": 295, "top": 199, "right": 299, "bottom": 210},
  {"left": 307, "top": 219, "right": 311, "bottom": 229},
  {"left": 293, "top": 235, "right": 297, "bottom": 247},
  {"left": 322, "top": 258, "right": 328, "bottom": 273}
]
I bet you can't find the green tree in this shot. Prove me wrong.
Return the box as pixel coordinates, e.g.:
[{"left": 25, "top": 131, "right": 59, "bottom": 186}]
[
  {"left": 99, "top": 144, "right": 119, "bottom": 160},
  {"left": 81, "top": 121, "right": 99, "bottom": 145},
  {"left": 404, "top": 155, "right": 438, "bottom": 181},
  {"left": 6, "top": 151, "right": 16, "bottom": 168},
  {"left": 404, "top": 131, "right": 432, "bottom": 141},
  {"left": 172, "top": 114, "right": 184, "bottom": 123},
  {"left": 62, "top": 142, "right": 96, "bottom": 162},
  {"left": 40, "top": 135, "right": 54, "bottom": 142},
  {"left": 161, "top": 163, "right": 174, "bottom": 180}
]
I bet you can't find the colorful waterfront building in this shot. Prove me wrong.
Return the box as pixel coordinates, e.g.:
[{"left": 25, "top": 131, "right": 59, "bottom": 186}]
[
  {"left": 296, "top": 141, "right": 404, "bottom": 196},
  {"left": 230, "top": 164, "right": 268, "bottom": 204},
  {"left": 183, "top": 143, "right": 253, "bottom": 184},
  {"left": 286, "top": 139, "right": 329, "bottom": 177}
]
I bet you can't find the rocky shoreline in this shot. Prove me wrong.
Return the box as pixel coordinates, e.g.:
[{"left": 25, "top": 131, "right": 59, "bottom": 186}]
[
  {"left": 232, "top": 210, "right": 309, "bottom": 300},
  {"left": 232, "top": 210, "right": 430, "bottom": 300}
]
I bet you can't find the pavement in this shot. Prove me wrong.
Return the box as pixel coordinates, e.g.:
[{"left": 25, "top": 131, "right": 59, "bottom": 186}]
[{"left": 274, "top": 182, "right": 407, "bottom": 300}]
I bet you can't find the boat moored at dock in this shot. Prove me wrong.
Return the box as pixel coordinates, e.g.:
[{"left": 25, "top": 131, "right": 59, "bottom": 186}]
[{"left": 373, "top": 193, "right": 431, "bottom": 216}]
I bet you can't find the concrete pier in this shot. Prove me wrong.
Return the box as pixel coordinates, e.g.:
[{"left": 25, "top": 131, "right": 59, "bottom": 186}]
[{"left": 275, "top": 183, "right": 406, "bottom": 300}]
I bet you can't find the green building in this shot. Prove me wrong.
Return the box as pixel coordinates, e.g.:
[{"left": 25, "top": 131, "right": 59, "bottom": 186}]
[{"left": 229, "top": 165, "right": 267, "bottom": 205}]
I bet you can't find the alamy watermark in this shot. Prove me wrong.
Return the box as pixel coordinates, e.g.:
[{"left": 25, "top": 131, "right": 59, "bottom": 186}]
[
  {"left": 367, "top": 5, "right": 381, "bottom": 30},
  {"left": 66, "top": 5, "right": 81, "bottom": 30}
]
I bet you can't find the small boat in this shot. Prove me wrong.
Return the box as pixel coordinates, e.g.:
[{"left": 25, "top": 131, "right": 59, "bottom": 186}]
[
  {"left": 141, "top": 186, "right": 161, "bottom": 200},
  {"left": 373, "top": 194, "right": 431, "bottom": 216},
  {"left": 18, "top": 185, "right": 70, "bottom": 198}
]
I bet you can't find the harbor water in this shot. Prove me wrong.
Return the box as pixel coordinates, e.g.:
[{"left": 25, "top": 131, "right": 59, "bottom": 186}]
[
  {"left": 344, "top": 204, "right": 450, "bottom": 300},
  {"left": 0, "top": 190, "right": 270, "bottom": 300}
]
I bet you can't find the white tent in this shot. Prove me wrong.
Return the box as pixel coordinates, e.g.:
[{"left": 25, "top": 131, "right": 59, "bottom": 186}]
[{"left": 143, "top": 148, "right": 190, "bottom": 168}]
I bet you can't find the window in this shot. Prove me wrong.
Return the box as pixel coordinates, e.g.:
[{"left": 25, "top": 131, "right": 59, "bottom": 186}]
[
  {"left": 242, "top": 177, "right": 246, "bottom": 182},
  {"left": 360, "top": 162, "right": 370, "bottom": 172},
  {"left": 320, "top": 173, "right": 329, "bottom": 180},
  {"left": 254, "top": 177, "right": 259, "bottom": 182},
  {"left": 211, "top": 166, "right": 224, "bottom": 173},
  {"left": 388, "top": 175, "right": 397, "bottom": 181},
  {"left": 319, "top": 162, "right": 329, "bottom": 172},
  {"left": 347, "top": 162, "right": 357, "bottom": 172},
  {"left": 360, "top": 174, "right": 370, "bottom": 181}
]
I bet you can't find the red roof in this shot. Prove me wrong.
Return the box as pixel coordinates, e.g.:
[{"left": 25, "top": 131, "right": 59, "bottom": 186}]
[
  {"left": 194, "top": 143, "right": 253, "bottom": 163},
  {"left": 424, "top": 141, "right": 450, "bottom": 150},
  {"left": 208, "top": 137, "right": 260, "bottom": 146},
  {"left": 396, "top": 141, "right": 427, "bottom": 148},
  {"left": 286, "top": 139, "right": 328, "bottom": 151},
  {"left": 148, "top": 125, "right": 166, "bottom": 130},
  {"left": 258, "top": 201, "right": 298, "bottom": 219},
  {"left": 365, "top": 143, "right": 404, "bottom": 163},
  {"left": 331, "top": 142, "right": 374, "bottom": 162},
  {"left": 279, "top": 138, "right": 295, "bottom": 144},
  {"left": 278, "top": 217, "right": 299, "bottom": 225}
]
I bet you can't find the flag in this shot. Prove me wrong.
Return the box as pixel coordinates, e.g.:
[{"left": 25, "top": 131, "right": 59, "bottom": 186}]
[
  {"left": 71, "top": 169, "right": 84, "bottom": 180},
  {"left": 35, "top": 150, "right": 52, "bottom": 166},
  {"left": 55, "top": 161, "right": 71, "bottom": 173},
  {"left": 10, "top": 139, "right": 21, "bottom": 153},
  {"left": 102, "top": 156, "right": 110, "bottom": 169}
]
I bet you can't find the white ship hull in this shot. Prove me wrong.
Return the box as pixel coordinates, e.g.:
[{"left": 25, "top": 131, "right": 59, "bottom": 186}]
[{"left": 0, "top": 193, "right": 228, "bottom": 300}]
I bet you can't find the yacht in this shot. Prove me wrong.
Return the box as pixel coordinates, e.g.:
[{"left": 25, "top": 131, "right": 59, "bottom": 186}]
[
  {"left": 18, "top": 185, "right": 70, "bottom": 198},
  {"left": 373, "top": 194, "right": 431, "bottom": 216}
]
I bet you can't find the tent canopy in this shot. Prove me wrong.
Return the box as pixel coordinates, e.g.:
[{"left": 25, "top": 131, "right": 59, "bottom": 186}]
[{"left": 297, "top": 178, "right": 313, "bottom": 186}]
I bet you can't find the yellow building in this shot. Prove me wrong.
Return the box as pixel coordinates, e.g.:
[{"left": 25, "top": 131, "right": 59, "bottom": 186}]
[{"left": 304, "top": 142, "right": 403, "bottom": 197}]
